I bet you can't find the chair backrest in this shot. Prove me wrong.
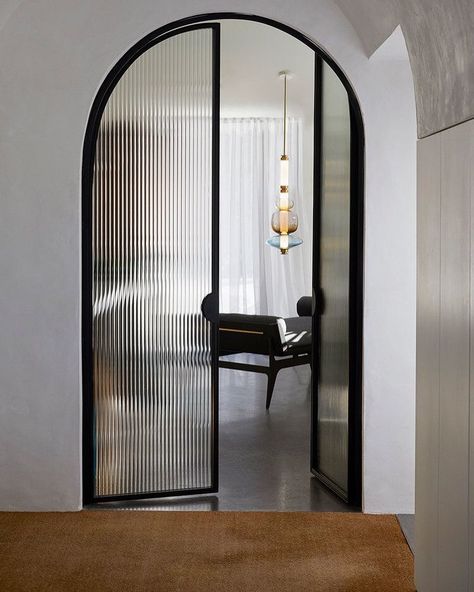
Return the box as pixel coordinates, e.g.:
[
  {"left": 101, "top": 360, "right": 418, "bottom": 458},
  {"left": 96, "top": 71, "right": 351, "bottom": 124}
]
[
  {"left": 296, "top": 296, "right": 312, "bottom": 317},
  {"left": 218, "top": 314, "right": 283, "bottom": 356}
]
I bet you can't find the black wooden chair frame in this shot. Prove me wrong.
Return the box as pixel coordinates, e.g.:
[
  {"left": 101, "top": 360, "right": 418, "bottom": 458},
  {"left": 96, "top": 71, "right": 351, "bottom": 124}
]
[{"left": 219, "top": 326, "right": 312, "bottom": 409}]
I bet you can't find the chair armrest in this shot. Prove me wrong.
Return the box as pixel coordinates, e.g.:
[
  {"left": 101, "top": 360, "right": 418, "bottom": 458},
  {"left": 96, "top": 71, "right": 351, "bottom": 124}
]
[{"left": 219, "top": 313, "right": 285, "bottom": 355}]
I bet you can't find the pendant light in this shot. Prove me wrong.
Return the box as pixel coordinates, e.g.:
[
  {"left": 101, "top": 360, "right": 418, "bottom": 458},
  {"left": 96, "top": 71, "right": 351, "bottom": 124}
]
[{"left": 266, "top": 71, "right": 303, "bottom": 255}]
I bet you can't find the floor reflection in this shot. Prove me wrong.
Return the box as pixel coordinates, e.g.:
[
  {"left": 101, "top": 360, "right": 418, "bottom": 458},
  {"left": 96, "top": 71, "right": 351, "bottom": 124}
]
[
  {"left": 88, "top": 359, "right": 358, "bottom": 513},
  {"left": 87, "top": 496, "right": 219, "bottom": 512}
]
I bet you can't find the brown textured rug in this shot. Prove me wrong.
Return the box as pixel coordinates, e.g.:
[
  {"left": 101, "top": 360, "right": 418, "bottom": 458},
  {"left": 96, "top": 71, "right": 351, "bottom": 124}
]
[{"left": 0, "top": 511, "right": 414, "bottom": 592}]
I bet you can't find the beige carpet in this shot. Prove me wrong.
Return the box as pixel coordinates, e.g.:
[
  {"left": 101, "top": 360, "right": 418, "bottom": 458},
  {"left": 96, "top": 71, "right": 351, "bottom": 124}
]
[{"left": 0, "top": 511, "right": 414, "bottom": 592}]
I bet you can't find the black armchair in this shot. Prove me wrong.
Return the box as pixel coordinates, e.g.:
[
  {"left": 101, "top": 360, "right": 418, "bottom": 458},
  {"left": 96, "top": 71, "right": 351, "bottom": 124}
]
[{"left": 219, "top": 297, "right": 312, "bottom": 409}]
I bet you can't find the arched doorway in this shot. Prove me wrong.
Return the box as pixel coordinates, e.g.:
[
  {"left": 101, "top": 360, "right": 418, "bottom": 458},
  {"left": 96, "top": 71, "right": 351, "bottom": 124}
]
[{"left": 82, "top": 13, "right": 364, "bottom": 507}]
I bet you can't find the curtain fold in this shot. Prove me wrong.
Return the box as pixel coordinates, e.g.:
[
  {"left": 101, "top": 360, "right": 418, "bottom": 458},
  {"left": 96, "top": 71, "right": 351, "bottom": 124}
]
[{"left": 220, "top": 117, "right": 312, "bottom": 318}]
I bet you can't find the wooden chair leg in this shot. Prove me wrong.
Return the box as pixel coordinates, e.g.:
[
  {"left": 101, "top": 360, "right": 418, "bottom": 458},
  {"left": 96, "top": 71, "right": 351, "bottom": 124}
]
[{"left": 266, "top": 369, "right": 278, "bottom": 410}]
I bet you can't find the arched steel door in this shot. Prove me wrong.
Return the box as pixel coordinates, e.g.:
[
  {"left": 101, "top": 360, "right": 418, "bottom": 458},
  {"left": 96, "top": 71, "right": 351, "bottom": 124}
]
[
  {"left": 311, "top": 57, "right": 363, "bottom": 507},
  {"left": 83, "top": 23, "right": 220, "bottom": 502}
]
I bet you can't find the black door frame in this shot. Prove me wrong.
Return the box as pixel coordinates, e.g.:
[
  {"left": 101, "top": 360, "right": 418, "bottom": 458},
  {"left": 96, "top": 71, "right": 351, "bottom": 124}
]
[{"left": 82, "top": 12, "right": 364, "bottom": 508}]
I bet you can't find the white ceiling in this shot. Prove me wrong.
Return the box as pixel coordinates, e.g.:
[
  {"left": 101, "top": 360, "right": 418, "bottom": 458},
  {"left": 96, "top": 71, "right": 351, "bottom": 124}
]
[{"left": 217, "top": 19, "right": 314, "bottom": 122}]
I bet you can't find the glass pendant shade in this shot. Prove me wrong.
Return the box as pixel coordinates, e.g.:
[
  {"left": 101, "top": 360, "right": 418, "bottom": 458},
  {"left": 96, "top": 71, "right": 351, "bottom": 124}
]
[
  {"left": 271, "top": 210, "right": 298, "bottom": 234},
  {"left": 266, "top": 234, "right": 303, "bottom": 253},
  {"left": 276, "top": 197, "right": 294, "bottom": 210}
]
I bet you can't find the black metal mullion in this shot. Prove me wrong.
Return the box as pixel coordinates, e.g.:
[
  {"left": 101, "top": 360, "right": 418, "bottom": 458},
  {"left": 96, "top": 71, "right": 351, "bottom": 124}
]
[
  {"left": 310, "top": 54, "right": 323, "bottom": 492},
  {"left": 209, "top": 22, "right": 221, "bottom": 496}
]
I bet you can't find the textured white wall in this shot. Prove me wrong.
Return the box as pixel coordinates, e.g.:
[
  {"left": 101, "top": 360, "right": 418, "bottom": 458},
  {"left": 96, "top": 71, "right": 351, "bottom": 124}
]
[
  {"left": 363, "top": 32, "right": 417, "bottom": 513},
  {"left": 0, "top": 0, "right": 416, "bottom": 512}
]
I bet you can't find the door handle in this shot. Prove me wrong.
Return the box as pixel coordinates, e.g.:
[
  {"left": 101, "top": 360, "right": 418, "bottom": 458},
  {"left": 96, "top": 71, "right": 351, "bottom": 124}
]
[
  {"left": 201, "top": 293, "right": 219, "bottom": 323},
  {"left": 313, "top": 287, "right": 325, "bottom": 316}
]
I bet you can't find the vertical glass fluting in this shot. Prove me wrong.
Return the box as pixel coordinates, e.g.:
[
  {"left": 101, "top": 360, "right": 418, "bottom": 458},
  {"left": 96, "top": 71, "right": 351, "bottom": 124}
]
[
  {"left": 315, "top": 63, "right": 351, "bottom": 494},
  {"left": 92, "top": 29, "right": 215, "bottom": 497}
]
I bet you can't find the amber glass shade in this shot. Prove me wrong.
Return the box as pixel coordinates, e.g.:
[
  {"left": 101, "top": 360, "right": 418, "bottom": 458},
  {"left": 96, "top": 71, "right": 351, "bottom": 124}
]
[{"left": 271, "top": 210, "right": 298, "bottom": 234}]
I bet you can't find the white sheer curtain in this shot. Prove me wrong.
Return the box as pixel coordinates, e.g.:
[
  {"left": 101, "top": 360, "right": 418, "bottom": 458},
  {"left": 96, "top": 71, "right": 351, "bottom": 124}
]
[{"left": 220, "top": 117, "right": 312, "bottom": 318}]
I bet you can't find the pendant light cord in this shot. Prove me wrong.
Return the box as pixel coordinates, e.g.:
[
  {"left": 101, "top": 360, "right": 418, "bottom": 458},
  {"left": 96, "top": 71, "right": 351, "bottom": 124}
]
[{"left": 283, "top": 74, "right": 287, "bottom": 155}]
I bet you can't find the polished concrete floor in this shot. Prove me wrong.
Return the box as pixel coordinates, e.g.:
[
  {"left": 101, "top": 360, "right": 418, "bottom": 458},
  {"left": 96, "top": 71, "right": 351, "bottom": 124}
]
[
  {"left": 217, "top": 354, "right": 352, "bottom": 511},
  {"left": 90, "top": 355, "right": 355, "bottom": 512}
]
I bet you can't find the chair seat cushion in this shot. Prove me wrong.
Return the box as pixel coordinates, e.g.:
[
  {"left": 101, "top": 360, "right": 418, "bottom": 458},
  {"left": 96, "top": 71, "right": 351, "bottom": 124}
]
[
  {"left": 219, "top": 313, "right": 282, "bottom": 356},
  {"left": 277, "top": 316, "right": 312, "bottom": 355}
]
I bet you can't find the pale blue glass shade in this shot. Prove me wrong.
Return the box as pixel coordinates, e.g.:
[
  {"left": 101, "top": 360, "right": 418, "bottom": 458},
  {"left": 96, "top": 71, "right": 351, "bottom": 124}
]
[{"left": 266, "top": 234, "right": 303, "bottom": 251}]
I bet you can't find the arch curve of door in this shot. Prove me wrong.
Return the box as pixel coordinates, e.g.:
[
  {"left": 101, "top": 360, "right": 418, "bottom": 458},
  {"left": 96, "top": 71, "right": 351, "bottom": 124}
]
[{"left": 82, "top": 12, "right": 364, "bottom": 507}]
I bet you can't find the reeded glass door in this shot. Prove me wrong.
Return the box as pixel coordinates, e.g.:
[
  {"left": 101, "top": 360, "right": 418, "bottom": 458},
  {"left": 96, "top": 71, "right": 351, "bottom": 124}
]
[
  {"left": 311, "top": 59, "right": 361, "bottom": 504},
  {"left": 85, "top": 24, "right": 220, "bottom": 501}
]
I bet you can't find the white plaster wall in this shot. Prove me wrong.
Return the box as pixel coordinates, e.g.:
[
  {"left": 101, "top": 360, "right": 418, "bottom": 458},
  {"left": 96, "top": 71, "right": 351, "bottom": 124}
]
[
  {"left": 0, "top": 0, "right": 416, "bottom": 512},
  {"left": 363, "top": 33, "right": 417, "bottom": 512},
  {"left": 335, "top": 0, "right": 398, "bottom": 57}
]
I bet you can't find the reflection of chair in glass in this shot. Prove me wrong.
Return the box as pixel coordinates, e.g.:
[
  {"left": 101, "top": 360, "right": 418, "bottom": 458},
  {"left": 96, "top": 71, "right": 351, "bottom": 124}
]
[{"left": 219, "top": 297, "right": 312, "bottom": 409}]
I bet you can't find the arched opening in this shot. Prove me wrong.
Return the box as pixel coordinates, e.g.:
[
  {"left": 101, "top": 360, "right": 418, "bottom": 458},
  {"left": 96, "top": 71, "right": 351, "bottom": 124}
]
[{"left": 82, "top": 13, "right": 364, "bottom": 508}]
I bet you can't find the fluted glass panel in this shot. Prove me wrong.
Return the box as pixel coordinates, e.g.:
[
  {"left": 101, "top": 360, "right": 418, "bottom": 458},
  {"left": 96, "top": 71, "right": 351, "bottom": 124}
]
[
  {"left": 315, "top": 63, "right": 351, "bottom": 493},
  {"left": 92, "top": 29, "right": 215, "bottom": 497}
]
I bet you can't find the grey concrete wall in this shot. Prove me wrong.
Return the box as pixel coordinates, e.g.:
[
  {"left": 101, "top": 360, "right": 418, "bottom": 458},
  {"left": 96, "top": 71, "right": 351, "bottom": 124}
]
[
  {"left": 416, "top": 118, "right": 474, "bottom": 591},
  {"left": 335, "top": 0, "right": 474, "bottom": 137},
  {"left": 398, "top": 0, "right": 474, "bottom": 137}
]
